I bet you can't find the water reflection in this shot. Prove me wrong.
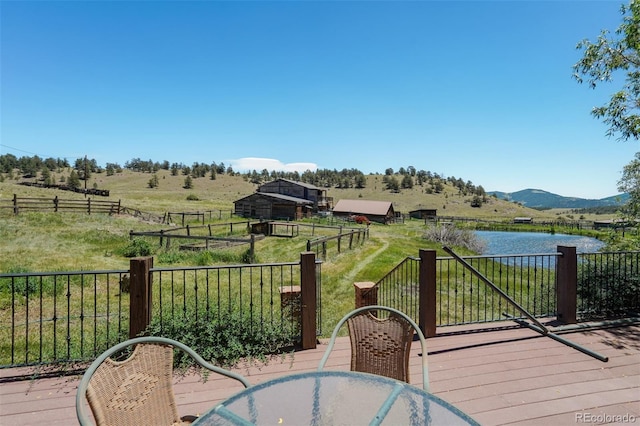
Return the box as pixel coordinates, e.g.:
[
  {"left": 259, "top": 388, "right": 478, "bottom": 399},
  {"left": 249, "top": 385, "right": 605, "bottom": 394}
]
[
  {"left": 476, "top": 231, "right": 605, "bottom": 255},
  {"left": 475, "top": 231, "right": 606, "bottom": 268}
]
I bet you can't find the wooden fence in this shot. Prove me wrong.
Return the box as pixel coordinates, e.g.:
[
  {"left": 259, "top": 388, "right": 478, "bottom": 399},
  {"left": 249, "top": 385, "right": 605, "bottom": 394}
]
[
  {"left": 2, "top": 194, "right": 121, "bottom": 215},
  {"left": 166, "top": 210, "right": 234, "bottom": 225}
]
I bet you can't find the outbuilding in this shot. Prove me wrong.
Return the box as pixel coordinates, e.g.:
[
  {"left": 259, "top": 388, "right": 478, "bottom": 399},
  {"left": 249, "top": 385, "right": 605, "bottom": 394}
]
[
  {"left": 513, "top": 217, "right": 533, "bottom": 224},
  {"left": 332, "top": 199, "right": 395, "bottom": 224},
  {"left": 409, "top": 208, "right": 437, "bottom": 221},
  {"left": 234, "top": 192, "right": 313, "bottom": 221}
]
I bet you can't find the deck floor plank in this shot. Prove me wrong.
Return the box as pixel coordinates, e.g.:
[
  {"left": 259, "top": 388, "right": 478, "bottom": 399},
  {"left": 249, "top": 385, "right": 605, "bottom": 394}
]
[{"left": 1, "top": 321, "right": 638, "bottom": 425}]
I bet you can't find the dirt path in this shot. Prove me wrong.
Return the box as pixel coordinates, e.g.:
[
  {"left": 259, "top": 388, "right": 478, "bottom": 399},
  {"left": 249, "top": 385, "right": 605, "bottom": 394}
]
[{"left": 342, "top": 235, "right": 389, "bottom": 283}]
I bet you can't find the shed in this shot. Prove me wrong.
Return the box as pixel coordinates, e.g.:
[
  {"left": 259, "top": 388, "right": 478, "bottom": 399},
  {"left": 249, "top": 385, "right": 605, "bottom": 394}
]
[
  {"left": 332, "top": 199, "right": 395, "bottom": 224},
  {"left": 513, "top": 217, "right": 533, "bottom": 224},
  {"left": 409, "top": 208, "right": 437, "bottom": 220},
  {"left": 234, "top": 193, "right": 313, "bottom": 221}
]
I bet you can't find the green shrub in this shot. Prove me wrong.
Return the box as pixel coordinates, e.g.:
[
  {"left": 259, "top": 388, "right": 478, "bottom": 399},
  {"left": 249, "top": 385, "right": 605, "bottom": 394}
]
[
  {"left": 121, "top": 238, "right": 153, "bottom": 257},
  {"left": 578, "top": 254, "right": 640, "bottom": 317},
  {"left": 145, "top": 305, "right": 296, "bottom": 369},
  {"left": 156, "top": 249, "right": 252, "bottom": 265},
  {"left": 186, "top": 193, "right": 199, "bottom": 201}
]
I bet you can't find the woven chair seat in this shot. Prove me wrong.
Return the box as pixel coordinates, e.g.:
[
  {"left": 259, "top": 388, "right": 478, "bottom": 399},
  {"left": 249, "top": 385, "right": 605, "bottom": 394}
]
[
  {"left": 348, "top": 311, "right": 414, "bottom": 383},
  {"left": 318, "top": 305, "right": 430, "bottom": 392},
  {"left": 76, "top": 337, "right": 251, "bottom": 426},
  {"left": 87, "top": 342, "right": 182, "bottom": 425}
]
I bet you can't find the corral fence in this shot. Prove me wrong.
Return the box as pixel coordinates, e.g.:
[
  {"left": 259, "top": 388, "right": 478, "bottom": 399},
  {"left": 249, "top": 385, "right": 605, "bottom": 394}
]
[
  {"left": 119, "top": 206, "right": 166, "bottom": 224},
  {"left": 0, "top": 253, "right": 321, "bottom": 371},
  {"left": 166, "top": 210, "right": 235, "bottom": 226},
  {"left": 18, "top": 181, "right": 110, "bottom": 197},
  {"left": 362, "top": 247, "right": 640, "bottom": 336},
  {"left": 1, "top": 195, "right": 234, "bottom": 226},
  {"left": 2, "top": 194, "right": 121, "bottom": 215},
  {"left": 130, "top": 221, "right": 258, "bottom": 253},
  {"left": 305, "top": 226, "right": 370, "bottom": 260}
]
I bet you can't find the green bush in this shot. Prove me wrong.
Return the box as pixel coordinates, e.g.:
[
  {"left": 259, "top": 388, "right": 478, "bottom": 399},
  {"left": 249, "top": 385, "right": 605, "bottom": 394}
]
[
  {"left": 145, "top": 305, "right": 296, "bottom": 369},
  {"left": 156, "top": 249, "right": 252, "bottom": 265},
  {"left": 578, "top": 254, "right": 640, "bottom": 317},
  {"left": 121, "top": 238, "right": 153, "bottom": 257}
]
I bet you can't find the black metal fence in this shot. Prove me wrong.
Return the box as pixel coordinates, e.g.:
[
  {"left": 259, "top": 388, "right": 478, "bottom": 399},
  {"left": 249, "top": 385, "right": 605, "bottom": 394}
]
[
  {"left": 149, "top": 261, "right": 319, "bottom": 338},
  {"left": 0, "top": 259, "right": 321, "bottom": 369},
  {"left": 0, "top": 270, "right": 130, "bottom": 367},
  {"left": 577, "top": 251, "right": 640, "bottom": 319},
  {"left": 2, "top": 248, "right": 637, "bottom": 370},
  {"left": 374, "top": 250, "right": 639, "bottom": 328}
]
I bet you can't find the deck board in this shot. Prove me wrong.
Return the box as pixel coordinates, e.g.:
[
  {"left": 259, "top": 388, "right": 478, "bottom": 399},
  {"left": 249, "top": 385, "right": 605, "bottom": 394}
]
[{"left": 1, "top": 321, "right": 638, "bottom": 425}]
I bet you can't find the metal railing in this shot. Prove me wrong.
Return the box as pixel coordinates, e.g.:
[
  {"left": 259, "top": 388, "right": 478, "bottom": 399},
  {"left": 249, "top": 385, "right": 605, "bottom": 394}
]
[
  {"left": 150, "top": 262, "right": 306, "bottom": 337},
  {"left": 437, "top": 253, "right": 558, "bottom": 325},
  {"left": 2, "top": 249, "right": 637, "bottom": 370},
  {"left": 577, "top": 251, "right": 640, "bottom": 319},
  {"left": 374, "top": 253, "right": 558, "bottom": 327},
  {"left": 0, "top": 259, "right": 322, "bottom": 369},
  {"left": 0, "top": 270, "right": 130, "bottom": 367},
  {"left": 374, "top": 250, "right": 639, "bottom": 328}
]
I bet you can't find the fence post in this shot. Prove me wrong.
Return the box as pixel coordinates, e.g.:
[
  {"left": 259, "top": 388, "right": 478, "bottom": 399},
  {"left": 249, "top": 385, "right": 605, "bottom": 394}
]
[
  {"left": 250, "top": 234, "right": 255, "bottom": 263},
  {"left": 13, "top": 194, "right": 18, "bottom": 214},
  {"left": 556, "top": 246, "right": 578, "bottom": 324},
  {"left": 129, "top": 256, "right": 153, "bottom": 338},
  {"left": 354, "top": 282, "right": 378, "bottom": 308},
  {"left": 300, "top": 251, "right": 317, "bottom": 349},
  {"left": 419, "top": 249, "right": 437, "bottom": 337}
]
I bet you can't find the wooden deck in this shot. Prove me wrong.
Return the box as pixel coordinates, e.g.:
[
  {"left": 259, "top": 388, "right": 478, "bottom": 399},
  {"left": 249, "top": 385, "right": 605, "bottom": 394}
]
[{"left": 1, "top": 320, "right": 639, "bottom": 425}]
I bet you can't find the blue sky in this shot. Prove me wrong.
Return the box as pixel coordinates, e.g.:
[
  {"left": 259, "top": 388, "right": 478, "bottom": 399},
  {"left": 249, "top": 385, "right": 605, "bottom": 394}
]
[{"left": 2, "top": 0, "right": 638, "bottom": 199}]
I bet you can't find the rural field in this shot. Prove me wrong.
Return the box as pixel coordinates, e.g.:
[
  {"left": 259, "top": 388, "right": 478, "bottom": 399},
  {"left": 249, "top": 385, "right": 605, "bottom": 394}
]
[
  {"left": 0, "top": 169, "right": 613, "bottom": 333},
  {"left": 0, "top": 168, "right": 611, "bottom": 271}
]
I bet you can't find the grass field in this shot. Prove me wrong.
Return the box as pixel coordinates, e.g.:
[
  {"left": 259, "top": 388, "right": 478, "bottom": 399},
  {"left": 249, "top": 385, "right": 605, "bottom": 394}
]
[
  {"left": 2, "top": 168, "right": 590, "bottom": 270},
  {"left": 0, "top": 169, "right": 615, "bottom": 340}
]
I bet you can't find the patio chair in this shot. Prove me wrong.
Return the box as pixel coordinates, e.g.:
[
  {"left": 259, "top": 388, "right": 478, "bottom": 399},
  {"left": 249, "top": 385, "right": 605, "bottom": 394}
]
[
  {"left": 318, "top": 305, "right": 430, "bottom": 391},
  {"left": 75, "top": 336, "right": 251, "bottom": 426}
]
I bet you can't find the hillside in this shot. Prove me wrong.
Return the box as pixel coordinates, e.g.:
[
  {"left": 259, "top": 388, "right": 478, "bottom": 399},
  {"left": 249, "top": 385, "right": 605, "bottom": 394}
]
[
  {"left": 488, "top": 189, "right": 629, "bottom": 209},
  {"left": 1, "top": 170, "right": 562, "bottom": 221}
]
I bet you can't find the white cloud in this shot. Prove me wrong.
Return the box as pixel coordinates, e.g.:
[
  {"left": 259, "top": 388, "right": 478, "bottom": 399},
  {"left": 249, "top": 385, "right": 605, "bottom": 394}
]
[{"left": 230, "top": 157, "right": 318, "bottom": 173}]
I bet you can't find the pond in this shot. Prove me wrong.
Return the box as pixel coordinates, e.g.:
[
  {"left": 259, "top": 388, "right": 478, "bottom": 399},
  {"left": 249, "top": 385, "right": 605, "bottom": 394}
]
[{"left": 475, "top": 231, "right": 605, "bottom": 256}]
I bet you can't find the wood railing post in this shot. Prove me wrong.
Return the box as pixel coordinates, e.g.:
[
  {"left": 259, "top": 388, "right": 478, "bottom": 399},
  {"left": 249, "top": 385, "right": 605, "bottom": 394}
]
[
  {"left": 556, "top": 246, "right": 578, "bottom": 324},
  {"left": 279, "top": 285, "right": 302, "bottom": 335},
  {"left": 419, "top": 249, "right": 437, "bottom": 337},
  {"left": 354, "top": 282, "right": 378, "bottom": 308},
  {"left": 300, "top": 251, "right": 317, "bottom": 349},
  {"left": 129, "top": 256, "right": 153, "bottom": 338}
]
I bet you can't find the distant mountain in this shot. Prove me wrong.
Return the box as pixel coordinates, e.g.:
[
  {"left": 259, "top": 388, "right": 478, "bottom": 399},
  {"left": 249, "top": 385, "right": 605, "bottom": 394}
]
[{"left": 488, "top": 189, "right": 629, "bottom": 209}]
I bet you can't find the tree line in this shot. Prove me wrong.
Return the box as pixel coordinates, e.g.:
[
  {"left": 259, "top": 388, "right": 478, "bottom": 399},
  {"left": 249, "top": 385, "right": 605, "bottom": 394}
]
[{"left": 0, "top": 153, "right": 489, "bottom": 203}]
